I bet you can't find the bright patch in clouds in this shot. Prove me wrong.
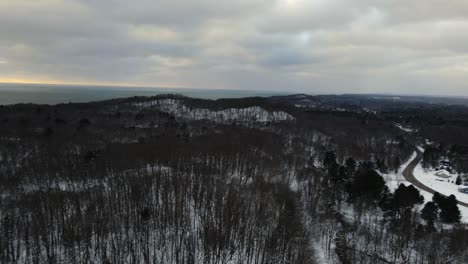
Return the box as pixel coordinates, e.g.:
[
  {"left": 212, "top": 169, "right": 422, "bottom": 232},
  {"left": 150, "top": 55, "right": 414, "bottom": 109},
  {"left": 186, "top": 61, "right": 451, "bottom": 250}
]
[
  {"left": 0, "top": 0, "right": 468, "bottom": 95},
  {"left": 279, "top": 0, "right": 305, "bottom": 9}
]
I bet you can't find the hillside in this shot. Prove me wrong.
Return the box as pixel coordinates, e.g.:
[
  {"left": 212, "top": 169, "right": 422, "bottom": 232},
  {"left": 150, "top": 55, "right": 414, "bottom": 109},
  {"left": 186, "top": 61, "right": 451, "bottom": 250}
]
[{"left": 1, "top": 94, "right": 468, "bottom": 263}]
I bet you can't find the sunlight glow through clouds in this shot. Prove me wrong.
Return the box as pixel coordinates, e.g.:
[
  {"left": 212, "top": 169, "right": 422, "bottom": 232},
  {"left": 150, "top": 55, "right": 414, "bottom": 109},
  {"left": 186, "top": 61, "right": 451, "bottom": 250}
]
[
  {"left": 280, "top": 0, "right": 304, "bottom": 8},
  {"left": 277, "top": 0, "right": 328, "bottom": 12},
  {"left": 282, "top": 0, "right": 330, "bottom": 8}
]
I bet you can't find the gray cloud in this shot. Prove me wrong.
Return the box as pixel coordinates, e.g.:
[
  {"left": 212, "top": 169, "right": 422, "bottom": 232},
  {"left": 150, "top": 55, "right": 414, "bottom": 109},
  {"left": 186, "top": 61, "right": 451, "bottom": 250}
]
[{"left": 1, "top": 0, "right": 468, "bottom": 95}]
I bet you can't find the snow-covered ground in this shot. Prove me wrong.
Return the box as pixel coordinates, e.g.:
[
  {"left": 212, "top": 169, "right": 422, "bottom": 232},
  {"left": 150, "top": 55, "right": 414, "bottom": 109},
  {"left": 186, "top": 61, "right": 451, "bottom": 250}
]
[
  {"left": 381, "top": 151, "right": 417, "bottom": 192},
  {"left": 133, "top": 99, "right": 294, "bottom": 123},
  {"left": 416, "top": 145, "right": 425, "bottom": 153},
  {"left": 425, "top": 139, "right": 434, "bottom": 146},
  {"left": 395, "top": 123, "right": 417, "bottom": 133},
  {"left": 381, "top": 152, "right": 468, "bottom": 223},
  {"left": 413, "top": 164, "right": 468, "bottom": 205},
  {"left": 313, "top": 241, "right": 332, "bottom": 264}
]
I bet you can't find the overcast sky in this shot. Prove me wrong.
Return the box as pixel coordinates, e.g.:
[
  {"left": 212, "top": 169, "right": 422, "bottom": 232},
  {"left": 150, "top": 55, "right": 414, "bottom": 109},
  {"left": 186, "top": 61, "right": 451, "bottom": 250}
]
[{"left": 1, "top": 0, "right": 468, "bottom": 95}]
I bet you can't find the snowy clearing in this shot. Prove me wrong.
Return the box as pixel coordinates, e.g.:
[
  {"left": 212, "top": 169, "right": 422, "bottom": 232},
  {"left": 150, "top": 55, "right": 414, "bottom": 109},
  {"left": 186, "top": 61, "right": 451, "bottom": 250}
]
[
  {"left": 381, "top": 152, "right": 468, "bottom": 223},
  {"left": 413, "top": 163, "right": 468, "bottom": 205},
  {"left": 395, "top": 123, "right": 416, "bottom": 133}
]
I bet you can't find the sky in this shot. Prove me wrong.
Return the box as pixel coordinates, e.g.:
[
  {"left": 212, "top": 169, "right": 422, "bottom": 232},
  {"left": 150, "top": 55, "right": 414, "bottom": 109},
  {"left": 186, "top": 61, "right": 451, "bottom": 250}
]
[{"left": 1, "top": 0, "right": 468, "bottom": 96}]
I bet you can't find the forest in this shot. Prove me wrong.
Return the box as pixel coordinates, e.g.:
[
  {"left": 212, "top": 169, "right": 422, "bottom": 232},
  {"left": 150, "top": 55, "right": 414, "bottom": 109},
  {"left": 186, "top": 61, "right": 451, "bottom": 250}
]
[{"left": 1, "top": 94, "right": 468, "bottom": 263}]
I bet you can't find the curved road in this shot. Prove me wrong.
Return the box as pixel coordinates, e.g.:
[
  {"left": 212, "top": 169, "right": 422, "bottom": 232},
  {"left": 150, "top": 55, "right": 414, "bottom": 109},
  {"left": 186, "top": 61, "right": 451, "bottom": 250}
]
[{"left": 402, "top": 150, "right": 468, "bottom": 208}]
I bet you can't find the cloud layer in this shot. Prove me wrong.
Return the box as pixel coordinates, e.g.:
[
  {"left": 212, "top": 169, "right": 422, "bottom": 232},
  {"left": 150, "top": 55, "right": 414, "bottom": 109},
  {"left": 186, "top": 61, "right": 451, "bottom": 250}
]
[{"left": 1, "top": 0, "right": 468, "bottom": 95}]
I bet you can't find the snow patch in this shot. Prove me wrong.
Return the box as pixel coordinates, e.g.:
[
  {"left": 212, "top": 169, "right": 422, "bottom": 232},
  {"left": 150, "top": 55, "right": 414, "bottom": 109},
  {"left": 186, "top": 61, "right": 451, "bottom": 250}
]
[
  {"left": 416, "top": 145, "right": 425, "bottom": 153},
  {"left": 395, "top": 123, "right": 416, "bottom": 133},
  {"left": 312, "top": 242, "right": 332, "bottom": 264}
]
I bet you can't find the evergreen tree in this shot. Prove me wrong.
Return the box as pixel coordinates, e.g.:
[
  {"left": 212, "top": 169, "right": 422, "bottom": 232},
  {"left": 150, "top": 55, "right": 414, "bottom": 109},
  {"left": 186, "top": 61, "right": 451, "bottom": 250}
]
[
  {"left": 423, "top": 147, "right": 441, "bottom": 169},
  {"left": 376, "top": 159, "right": 387, "bottom": 173},
  {"left": 432, "top": 192, "right": 445, "bottom": 207},
  {"left": 439, "top": 195, "right": 461, "bottom": 223},
  {"left": 345, "top": 157, "right": 357, "bottom": 174},
  {"left": 347, "top": 168, "right": 388, "bottom": 206},
  {"left": 421, "top": 201, "right": 438, "bottom": 224},
  {"left": 323, "top": 151, "right": 337, "bottom": 170},
  {"left": 337, "top": 166, "right": 348, "bottom": 183},
  {"left": 393, "top": 184, "right": 424, "bottom": 210},
  {"left": 456, "top": 175, "right": 462, "bottom": 185},
  {"left": 433, "top": 193, "right": 461, "bottom": 223}
]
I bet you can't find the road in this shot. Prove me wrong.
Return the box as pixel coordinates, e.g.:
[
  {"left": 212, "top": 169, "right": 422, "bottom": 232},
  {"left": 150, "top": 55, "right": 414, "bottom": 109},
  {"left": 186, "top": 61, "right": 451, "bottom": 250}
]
[{"left": 402, "top": 150, "right": 468, "bottom": 208}]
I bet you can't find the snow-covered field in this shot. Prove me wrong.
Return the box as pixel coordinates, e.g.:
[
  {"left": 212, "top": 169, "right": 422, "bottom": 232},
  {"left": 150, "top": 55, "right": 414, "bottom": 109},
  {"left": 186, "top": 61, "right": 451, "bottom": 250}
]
[
  {"left": 381, "top": 152, "right": 468, "bottom": 223},
  {"left": 413, "top": 164, "right": 468, "bottom": 205}
]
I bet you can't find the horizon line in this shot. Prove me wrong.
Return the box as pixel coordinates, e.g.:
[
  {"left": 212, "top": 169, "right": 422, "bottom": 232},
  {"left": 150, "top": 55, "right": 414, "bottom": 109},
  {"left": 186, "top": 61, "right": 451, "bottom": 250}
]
[{"left": 0, "top": 81, "right": 467, "bottom": 99}]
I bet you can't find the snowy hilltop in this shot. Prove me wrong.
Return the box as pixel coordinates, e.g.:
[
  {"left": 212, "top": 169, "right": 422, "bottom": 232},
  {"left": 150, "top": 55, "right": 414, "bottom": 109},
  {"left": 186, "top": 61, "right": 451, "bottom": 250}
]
[{"left": 133, "top": 98, "right": 294, "bottom": 124}]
